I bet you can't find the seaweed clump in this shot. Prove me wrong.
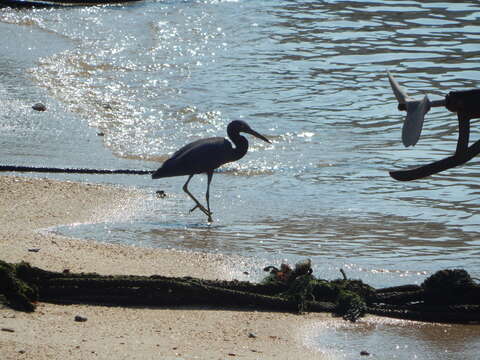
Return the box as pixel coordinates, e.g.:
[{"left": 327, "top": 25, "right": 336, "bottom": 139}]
[
  {"left": 422, "top": 269, "right": 479, "bottom": 305},
  {"left": 0, "top": 260, "right": 38, "bottom": 312},
  {"left": 262, "top": 259, "right": 373, "bottom": 321}
]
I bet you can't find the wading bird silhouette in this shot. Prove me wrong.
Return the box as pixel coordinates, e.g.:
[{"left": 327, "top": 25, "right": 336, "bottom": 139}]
[{"left": 152, "top": 120, "right": 271, "bottom": 222}]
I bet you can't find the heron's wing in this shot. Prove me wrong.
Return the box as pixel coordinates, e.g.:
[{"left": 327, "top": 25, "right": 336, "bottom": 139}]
[
  {"left": 168, "top": 138, "right": 207, "bottom": 161},
  {"left": 169, "top": 137, "right": 229, "bottom": 161},
  {"left": 153, "top": 137, "right": 231, "bottom": 178}
]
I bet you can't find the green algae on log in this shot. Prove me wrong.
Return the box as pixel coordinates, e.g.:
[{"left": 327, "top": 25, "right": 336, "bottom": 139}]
[
  {"left": 1, "top": 259, "right": 479, "bottom": 324},
  {"left": 0, "top": 261, "right": 38, "bottom": 312}
]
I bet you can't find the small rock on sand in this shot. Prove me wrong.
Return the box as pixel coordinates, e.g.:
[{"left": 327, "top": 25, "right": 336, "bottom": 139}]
[{"left": 74, "top": 315, "right": 88, "bottom": 322}]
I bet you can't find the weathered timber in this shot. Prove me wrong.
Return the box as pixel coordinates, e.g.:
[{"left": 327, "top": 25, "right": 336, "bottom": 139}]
[{"left": 1, "top": 260, "right": 479, "bottom": 324}]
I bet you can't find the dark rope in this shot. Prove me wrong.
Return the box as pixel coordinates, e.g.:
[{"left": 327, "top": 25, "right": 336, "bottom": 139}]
[
  {"left": 0, "top": 165, "right": 154, "bottom": 175},
  {"left": 0, "top": 0, "right": 141, "bottom": 8}
]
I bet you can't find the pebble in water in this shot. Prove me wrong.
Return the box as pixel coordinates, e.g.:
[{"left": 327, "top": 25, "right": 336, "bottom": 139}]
[{"left": 32, "top": 103, "right": 46, "bottom": 111}]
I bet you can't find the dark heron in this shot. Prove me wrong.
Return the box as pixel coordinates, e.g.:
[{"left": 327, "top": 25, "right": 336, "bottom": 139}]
[{"left": 152, "top": 120, "right": 271, "bottom": 222}]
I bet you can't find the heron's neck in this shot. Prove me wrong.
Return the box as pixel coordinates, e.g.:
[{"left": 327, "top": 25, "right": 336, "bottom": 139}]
[{"left": 229, "top": 133, "right": 248, "bottom": 161}]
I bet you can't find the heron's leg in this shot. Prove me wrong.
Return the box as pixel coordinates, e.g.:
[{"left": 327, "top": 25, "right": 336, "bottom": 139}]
[
  {"left": 182, "top": 175, "right": 210, "bottom": 216},
  {"left": 205, "top": 172, "right": 213, "bottom": 222}
]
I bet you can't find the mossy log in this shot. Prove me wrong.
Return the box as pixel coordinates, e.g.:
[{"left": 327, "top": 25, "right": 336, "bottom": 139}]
[
  {"left": 0, "top": 261, "right": 38, "bottom": 312},
  {"left": 0, "top": 261, "right": 335, "bottom": 314},
  {"left": 1, "top": 260, "right": 479, "bottom": 324},
  {"left": 40, "top": 276, "right": 334, "bottom": 313},
  {"left": 368, "top": 304, "right": 480, "bottom": 323},
  {"left": 370, "top": 290, "right": 424, "bottom": 305}
]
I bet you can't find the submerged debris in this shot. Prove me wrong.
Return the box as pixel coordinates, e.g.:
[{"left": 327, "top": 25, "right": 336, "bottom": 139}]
[
  {"left": 0, "top": 259, "right": 479, "bottom": 324},
  {"left": 32, "top": 103, "right": 46, "bottom": 112},
  {"left": 155, "top": 190, "right": 167, "bottom": 198}
]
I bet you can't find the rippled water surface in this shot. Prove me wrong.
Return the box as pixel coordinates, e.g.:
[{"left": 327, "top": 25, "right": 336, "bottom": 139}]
[{"left": 1, "top": 0, "right": 480, "bottom": 357}]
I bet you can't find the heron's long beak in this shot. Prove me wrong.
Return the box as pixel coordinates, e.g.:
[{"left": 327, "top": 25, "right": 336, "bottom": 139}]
[{"left": 245, "top": 127, "right": 271, "bottom": 143}]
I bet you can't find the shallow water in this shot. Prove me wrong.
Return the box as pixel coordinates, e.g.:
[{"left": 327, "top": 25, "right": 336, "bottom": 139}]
[
  {"left": 304, "top": 317, "right": 480, "bottom": 359},
  {"left": 1, "top": 0, "right": 480, "bottom": 358}
]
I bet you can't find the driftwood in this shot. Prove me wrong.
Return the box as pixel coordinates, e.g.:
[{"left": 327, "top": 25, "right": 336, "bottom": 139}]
[{"left": 1, "top": 260, "right": 479, "bottom": 324}]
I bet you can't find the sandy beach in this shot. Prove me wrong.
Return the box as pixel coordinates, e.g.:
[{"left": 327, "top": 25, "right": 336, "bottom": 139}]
[{"left": 0, "top": 175, "right": 330, "bottom": 359}]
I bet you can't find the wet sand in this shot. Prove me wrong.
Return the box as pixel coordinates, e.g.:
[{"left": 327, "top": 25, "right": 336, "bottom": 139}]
[{"left": 0, "top": 175, "right": 329, "bottom": 359}]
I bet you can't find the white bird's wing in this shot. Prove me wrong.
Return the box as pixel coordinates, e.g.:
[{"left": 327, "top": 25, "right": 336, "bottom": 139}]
[
  {"left": 388, "top": 71, "right": 411, "bottom": 104},
  {"left": 388, "top": 71, "right": 431, "bottom": 147},
  {"left": 402, "top": 95, "right": 430, "bottom": 147}
]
